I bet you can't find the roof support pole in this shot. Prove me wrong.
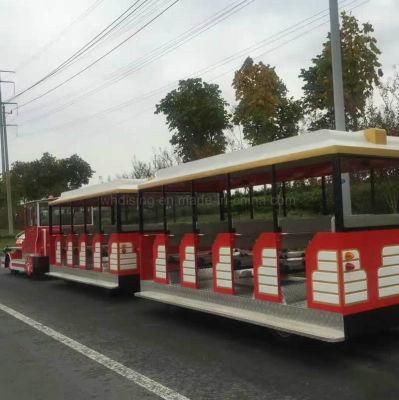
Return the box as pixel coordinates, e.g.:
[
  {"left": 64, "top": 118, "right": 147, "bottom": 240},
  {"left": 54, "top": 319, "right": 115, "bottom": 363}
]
[
  {"left": 321, "top": 176, "right": 328, "bottom": 215},
  {"left": 332, "top": 157, "right": 344, "bottom": 231},
  {"left": 49, "top": 205, "right": 53, "bottom": 236},
  {"left": 370, "top": 168, "right": 376, "bottom": 213},
  {"left": 98, "top": 197, "right": 103, "bottom": 234},
  {"left": 162, "top": 186, "right": 167, "bottom": 233},
  {"left": 226, "top": 174, "right": 233, "bottom": 233},
  {"left": 70, "top": 203, "right": 74, "bottom": 234},
  {"left": 116, "top": 194, "right": 122, "bottom": 233},
  {"left": 138, "top": 192, "right": 144, "bottom": 233},
  {"left": 219, "top": 191, "right": 225, "bottom": 221},
  {"left": 83, "top": 200, "right": 88, "bottom": 234},
  {"left": 271, "top": 165, "right": 279, "bottom": 233},
  {"left": 281, "top": 182, "right": 287, "bottom": 217},
  {"left": 59, "top": 206, "right": 62, "bottom": 234},
  {"left": 249, "top": 186, "right": 254, "bottom": 219},
  {"left": 191, "top": 180, "right": 197, "bottom": 233}
]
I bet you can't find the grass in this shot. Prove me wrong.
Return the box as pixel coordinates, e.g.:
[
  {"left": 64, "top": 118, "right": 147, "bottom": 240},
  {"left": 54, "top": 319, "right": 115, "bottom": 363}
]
[{"left": 0, "top": 236, "right": 15, "bottom": 254}]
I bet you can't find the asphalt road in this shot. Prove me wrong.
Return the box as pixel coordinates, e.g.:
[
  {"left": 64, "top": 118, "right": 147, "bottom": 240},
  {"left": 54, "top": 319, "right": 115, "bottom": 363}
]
[{"left": 0, "top": 268, "right": 399, "bottom": 400}]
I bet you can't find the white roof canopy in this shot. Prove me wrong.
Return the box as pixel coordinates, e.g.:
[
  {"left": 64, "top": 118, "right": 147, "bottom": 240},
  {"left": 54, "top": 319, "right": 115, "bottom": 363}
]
[
  {"left": 140, "top": 129, "right": 399, "bottom": 189},
  {"left": 50, "top": 179, "right": 144, "bottom": 205}
]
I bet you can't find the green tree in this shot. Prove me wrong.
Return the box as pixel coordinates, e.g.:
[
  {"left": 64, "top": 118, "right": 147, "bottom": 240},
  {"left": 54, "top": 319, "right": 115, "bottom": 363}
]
[
  {"left": 11, "top": 152, "right": 94, "bottom": 202},
  {"left": 155, "top": 78, "right": 230, "bottom": 162},
  {"left": 300, "top": 12, "right": 381, "bottom": 131},
  {"left": 232, "top": 57, "right": 302, "bottom": 145}
]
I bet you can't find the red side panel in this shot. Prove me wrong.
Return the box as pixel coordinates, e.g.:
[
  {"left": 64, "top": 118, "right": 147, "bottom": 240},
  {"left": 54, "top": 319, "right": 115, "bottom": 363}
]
[
  {"left": 54, "top": 234, "right": 64, "bottom": 266},
  {"left": 139, "top": 234, "right": 156, "bottom": 281},
  {"left": 153, "top": 234, "right": 169, "bottom": 284},
  {"left": 108, "top": 233, "right": 140, "bottom": 276},
  {"left": 92, "top": 234, "right": 103, "bottom": 272},
  {"left": 307, "top": 230, "right": 399, "bottom": 315},
  {"left": 78, "top": 234, "right": 89, "bottom": 269},
  {"left": 65, "top": 234, "right": 78, "bottom": 267},
  {"left": 180, "top": 233, "right": 199, "bottom": 289},
  {"left": 212, "top": 233, "right": 235, "bottom": 295},
  {"left": 253, "top": 233, "right": 282, "bottom": 303}
]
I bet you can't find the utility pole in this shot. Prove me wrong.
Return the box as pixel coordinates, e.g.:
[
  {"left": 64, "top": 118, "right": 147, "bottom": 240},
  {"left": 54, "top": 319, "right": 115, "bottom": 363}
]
[
  {"left": 0, "top": 70, "right": 16, "bottom": 235},
  {"left": 329, "top": 0, "right": 352, "bottom": 216}
]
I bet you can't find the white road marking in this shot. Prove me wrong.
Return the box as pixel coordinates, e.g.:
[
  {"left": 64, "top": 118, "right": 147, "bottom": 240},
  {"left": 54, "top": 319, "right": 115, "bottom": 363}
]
[{"left": 0, "top": 302, "right": 190, "bottom": 400}]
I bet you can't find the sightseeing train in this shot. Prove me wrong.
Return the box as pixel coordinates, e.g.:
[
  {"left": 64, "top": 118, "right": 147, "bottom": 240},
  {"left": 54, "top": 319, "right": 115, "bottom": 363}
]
[{"left": 4, "top": 128, "right": 399, "bottom": 341}]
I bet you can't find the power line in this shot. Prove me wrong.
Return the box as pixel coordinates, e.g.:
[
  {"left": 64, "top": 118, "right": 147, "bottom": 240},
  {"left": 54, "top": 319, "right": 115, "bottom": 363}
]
[
  {"left": 10, "top": 0, "right": 152, "bottom": 101},
  {"left": 16, "top": 0, "right": 106, "bottom": 72},
  {"left": 18, "top": 0, "right": 256, "bottom": 124},
  {"left": 20, "top": 0, "right": 367, "bottom": 137},
  {"left": 15, "top": 0, "right": 180, "bottom": 109}
]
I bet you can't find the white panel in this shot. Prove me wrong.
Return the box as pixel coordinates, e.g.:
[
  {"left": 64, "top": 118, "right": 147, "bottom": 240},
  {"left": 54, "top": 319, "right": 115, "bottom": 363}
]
[
  {"left": 261, "top": 257, "right": 277, "bottom": 268},
  {"left": 216, "top": 279, "right": 232, "bottom": 289},
  {"left": 343, "top": 270, "right": 366, "bottom": 282},
  {"left": 185, "top": 246, "right": 195, "bottom": 254},
  {"left": 111, "top": 243, "right": 118, "bottom": 251},
  {"left": 312, "top": 271, "right": 338, "bottom": 283},
  {"left": 182, "top": 260, "right": 195, "bottom": 269},
  {"left": 156, "top": 258, "right": 166, "bottom": 267},
  {"left": 382, "top": 245, "right": 399, "bottom": 257},
  {"left": 379, "top": 285, "right": 399, "bottom": 298},
  {"left": 345, "top": 291, "right": 368, "bottom": 304},
  {"left": 119, "top": 258, "right": 136, "bottom": 266},
  {"left": 110, "top": 263, "right": 118, "bottom": 271},
  {"left": 382, "top": 254, "right": 399, "bottom": 266},
  {"left": 378, "top": 265, "right": 399, "bottom": 277},
  {"left": 258, "top": 266, "right": 277, "bottom": 278},
  {"left": 183, "top": 274, "right": 196, "bottom": 283},
  {"left": 317, "top": 261, "right": 338, "bottom": 272},
  {"left": 262, "top": 248, "right": 277, "bottom": 258},
  {"left": 118, "top": 253, "right": 137, "bottom": 261},
  {"left": 156, "top": 265, "right": 166, "bottom": 273},
  {"left": 258, "top": 275, "right": 278, "bottom": 286},
  {"left": 379, "top": 275, "right": 399, "bottom": 287},
  {"left": 216, "top": 271, "right": 232, "bottom": 280},
  {"left": 119, "top": 263, "right": 137, "bottom": 271},
  {"left": 120, "top": 242, "right": 133, "bottom": 251},
  {"left": 258, "top": 284, "right": 278, "bottom": 295},
  {"left": 185, "top": 253, "right": 195, "bottom": 261},
  {"left": 216, "top": 263, "right": 231, "bottom": 272},
  {"left": 312, "top": 281, "right": 339, "bottom": 294},
  {"left": 157, "top": 245, "right": 166, "bottom": 256},
  {"left": 156, "top": 271, "right": 167, "bottom": 279},
  {"left": 219, "top": 255, "right": 231, "bottom": 264},
  {"left": 344, "top": 280, "right": 367, "bottom": 293},
  {"left": 219, "top": 247, "right": 231, "bottom": 256},
  {"left": 318, "top": 251, "right": 337, "bottom": 262},
  {"left": 313, "top": 292, "right": 340, "bottom": 305},
  {"left": 95, "top": 243, "right": 101, "bottom": 251},
  {"left": 183, "top": 268, "right": 195, "bottom": 276}
]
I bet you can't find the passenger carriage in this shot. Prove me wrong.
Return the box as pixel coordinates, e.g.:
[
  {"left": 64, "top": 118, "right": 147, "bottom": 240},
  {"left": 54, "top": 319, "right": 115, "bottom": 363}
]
[
  {"left": 135, "top": 128, "right": 399, "bottom": 341},
  {"left": 46, "top": 179, "right": 148, "bottom": 291}
]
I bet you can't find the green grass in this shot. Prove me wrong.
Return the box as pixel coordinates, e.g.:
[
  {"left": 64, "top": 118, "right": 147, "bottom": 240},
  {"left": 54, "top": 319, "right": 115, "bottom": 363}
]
[{"left": 0, "top": 236, "right": 15, "bottom": 254}]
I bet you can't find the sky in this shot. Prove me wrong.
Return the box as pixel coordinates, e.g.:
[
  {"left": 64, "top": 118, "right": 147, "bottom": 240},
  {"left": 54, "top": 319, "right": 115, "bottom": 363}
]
[{"left": 0, "top": 0, "right": 398, "bottom": 183}]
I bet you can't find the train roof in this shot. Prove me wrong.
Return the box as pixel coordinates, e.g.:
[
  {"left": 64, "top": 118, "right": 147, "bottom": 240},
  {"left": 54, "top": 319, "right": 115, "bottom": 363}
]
[
  {"left": 49, "top": 179, "right": 144, "bottom": 205},
  {"left": 140, "top": 128, "right": 399, "bottom": 189}
]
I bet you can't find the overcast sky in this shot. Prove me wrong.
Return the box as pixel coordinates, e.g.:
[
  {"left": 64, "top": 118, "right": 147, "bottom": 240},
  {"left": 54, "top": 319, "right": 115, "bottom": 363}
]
[{"left": 0, "top": 0, "right": 397, "bottom": 182}]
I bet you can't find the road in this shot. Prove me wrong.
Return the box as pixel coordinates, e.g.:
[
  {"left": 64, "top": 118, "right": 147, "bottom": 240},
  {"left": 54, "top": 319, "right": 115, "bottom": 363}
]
[{"left": 0, "top": 268, "right": 399, "bottom": 400}]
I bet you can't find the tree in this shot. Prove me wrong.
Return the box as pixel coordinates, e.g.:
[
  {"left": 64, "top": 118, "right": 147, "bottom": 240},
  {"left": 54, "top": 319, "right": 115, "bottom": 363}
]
[
  {"left": 300, "top": 12, "right": 381, "bottom": 131},
  {"left": 11, "top": 152, "right": 94, "bottom": 202},
  {"left": 126, "top": 147, "right": 180, "bottom": 179},
  {"left": 232, "top": 57, "right": 302, "bottom": 145},
  {"left": 362, "top": 70, "right": 399, "bottom": 136},
  {"left": 155, "top": 78, "right": 230, "bottom": 162}
]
